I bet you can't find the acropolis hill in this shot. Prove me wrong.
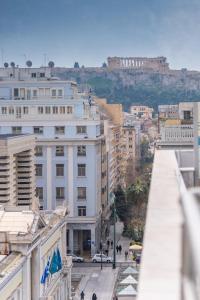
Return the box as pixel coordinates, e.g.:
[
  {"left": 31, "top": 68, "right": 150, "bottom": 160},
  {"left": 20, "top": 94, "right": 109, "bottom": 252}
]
[{"left": 54, "top": 56, "right": 200, "bottom": 110}]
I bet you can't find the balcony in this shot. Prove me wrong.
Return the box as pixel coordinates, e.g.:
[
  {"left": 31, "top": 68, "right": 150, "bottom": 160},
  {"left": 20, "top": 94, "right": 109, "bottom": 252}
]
[{"left": 137, "top": 149, "right": 198, "bottom": 300}]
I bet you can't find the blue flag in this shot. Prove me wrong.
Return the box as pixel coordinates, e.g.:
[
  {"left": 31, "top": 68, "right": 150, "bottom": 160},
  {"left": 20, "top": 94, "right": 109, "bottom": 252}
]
[
  {"left": 57, "top": 248, "right": 62, "bottom": 271},
  {"left": 41, "top": 257, "right": 50, "bottom": 284},
  {"left": 49, "top": 250, "right": 58, "bottom": 275}
]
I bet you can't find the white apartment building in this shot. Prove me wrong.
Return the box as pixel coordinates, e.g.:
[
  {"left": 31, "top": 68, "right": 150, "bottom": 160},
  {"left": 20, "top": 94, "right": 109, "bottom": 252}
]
[
  {"left": 0, "top": 67, "right": 104, "bottom": 256},
  {"left": 130, "top": 105, "right": 153, "bottom": 120}
]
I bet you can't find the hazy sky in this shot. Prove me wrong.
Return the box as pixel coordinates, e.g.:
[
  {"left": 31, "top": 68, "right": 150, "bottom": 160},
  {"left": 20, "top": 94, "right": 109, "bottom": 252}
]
[{"left": 0, "top": 0, "right": 200, "bottom": 70}]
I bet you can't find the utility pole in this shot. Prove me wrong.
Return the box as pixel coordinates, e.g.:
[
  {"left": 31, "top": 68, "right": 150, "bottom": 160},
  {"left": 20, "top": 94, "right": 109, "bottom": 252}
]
[
  {"left": 112, "top": 193, "right": 116, "bottom": 269},
  {"left": 100, "top": 213, "right": 103, "bottom": 270}
]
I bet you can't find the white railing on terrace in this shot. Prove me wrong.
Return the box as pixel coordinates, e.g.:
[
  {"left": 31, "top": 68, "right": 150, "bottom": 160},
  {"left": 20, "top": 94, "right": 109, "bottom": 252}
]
[
  {"left": 160, "top": 125, "right": 193, "bottom": 143},
  {"left": 180, "top": 188, "right": 200, "bottom": 300}
]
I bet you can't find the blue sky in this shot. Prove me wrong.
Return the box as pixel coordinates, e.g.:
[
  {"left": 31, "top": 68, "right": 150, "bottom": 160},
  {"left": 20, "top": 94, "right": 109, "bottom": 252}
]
[{"left": 0, "top": 0, "right": 200, "bottom": 69}]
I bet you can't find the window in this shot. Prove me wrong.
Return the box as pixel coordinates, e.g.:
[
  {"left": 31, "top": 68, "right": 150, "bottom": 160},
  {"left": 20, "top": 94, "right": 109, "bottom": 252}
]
[
  {"left": 77, "top": 187, "right": 86, "bottom": 200},
  {"left": 40, "top": 73, "right": 45, "bottom": 78},
  {"left": 39, "top": 88, "right": 44, "bottom": 97},
  {"left": 33, "top": 126, "right": 43, "bottom": 134},
  {"left": 14, "top": 88, "right": 19, "bottom": 98},
  {"left": 35, "top": 164, "right": 43, "bottom": 176},
  {"left": 16, "top": 107, "right": 21, "bottom": 118},
  {"left": 58, "top": 89, "right": 63, "bottom": 97},
  {"left": 67, "top": 106, "right": 73, "bottom": 114},
  {"left": 60, "top": 106, "right": 65, "bottom": 114},
  {"left": 77, "top": 145, "right": 86, "bottom": 156},
  {"left": 52, "top": 89, "right": 56, "bottom": 97},
  {"left": 35, "top": 146, "right": 43, "bottom": 156},
  {"left": 129, "top": 145, "right": 132, "bottom": 149},
  {"left": 56, "top": 146, "right": 64, "bottom": 156},
  {"left": 55, "top": 126, "right": 65, "bottom": 135},
  {"left": 12, "top": 126, "right": 21, "bottom": 134},
  {"left": 76, "top": 126, "right": 87, "bottom": 134},
  {"left": 56, "top": 187, "right": 65, "bottom": 199},
  {"left": 78, "top": 164, "right": 86, "bottom": 177},
  {"left": 38, "top": 106, "right": 43, "bottom": 114},
  {"left": 8, "top": 107, "right": 14, "bottom": 114},
  {"left": 78, "top": 206, "right": 86, "bottom": 216},
  {"left": 1, "top": 107, "right": 7, "bottom": 114},
  {"left": 36, "top": 187, "right": 43, "bottom": 200},
  {"left": 33, "top": 90, "right": 38, "bottom": 97},
  {"left": 45, "top": 106, "right": 51, "bottom": 114},
  {"left": 23, "top": 106, "right": 29, "bottom": 114},
  {"left": 31, "top": 73, "right": 36, "bottom": 78},
  {"left": 53, "top": 106, "right": 58, "bottom": 114},
  {"left": 56, "top": 164, "right": 64, "bottom": 176}
]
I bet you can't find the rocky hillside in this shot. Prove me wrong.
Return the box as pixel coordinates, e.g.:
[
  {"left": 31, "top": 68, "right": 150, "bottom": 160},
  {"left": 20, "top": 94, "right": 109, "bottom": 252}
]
[{"left": 54, "top": 67, "right": 200, "bottom": 111}]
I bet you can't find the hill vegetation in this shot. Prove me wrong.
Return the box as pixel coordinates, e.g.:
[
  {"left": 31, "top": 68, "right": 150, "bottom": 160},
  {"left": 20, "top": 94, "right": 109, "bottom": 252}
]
[{"left": 55, "top": 67, "right": 200, "bottom": 111}]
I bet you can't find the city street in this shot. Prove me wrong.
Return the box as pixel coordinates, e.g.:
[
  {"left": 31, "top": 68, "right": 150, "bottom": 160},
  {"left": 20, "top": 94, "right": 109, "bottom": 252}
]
[{"left": 72, "top": 222, "right": 137, "bottom": 300}]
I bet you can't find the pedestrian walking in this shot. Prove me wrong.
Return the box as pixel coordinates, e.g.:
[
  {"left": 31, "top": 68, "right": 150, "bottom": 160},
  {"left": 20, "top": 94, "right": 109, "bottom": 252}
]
[
  {"left": 125, "top": 250, "right": 128, "bottom": 261},
  {"left": 80, "top": 290, "right": 85, "bottom": 300},
  {"left": 92, "top": 292, "right": 97, "bottom": 300},
  {"left": 111, "top": 240, "right": 113, "bottom": 248},
  {"left": 116, "top": 245, "right": 119, "bottom": 253},
  {"left": 118, "top": 245, "right": 122, "bottom": 254}
]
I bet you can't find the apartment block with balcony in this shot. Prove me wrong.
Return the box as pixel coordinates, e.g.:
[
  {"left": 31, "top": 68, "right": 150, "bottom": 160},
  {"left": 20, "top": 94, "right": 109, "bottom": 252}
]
[
  {"left": 0, "top": 134, "right": 36, "bottom": 208},
  {"left": 0, "top": 67, "right": 105, "bottom": 256},
  {"left": 121, "top": 126, "right": 136, "bottom": 187}
]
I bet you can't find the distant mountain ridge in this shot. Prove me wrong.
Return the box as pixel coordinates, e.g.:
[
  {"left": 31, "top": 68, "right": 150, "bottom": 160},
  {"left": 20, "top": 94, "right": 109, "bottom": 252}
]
[{"left": 54, "top": 67, "right": 200, "bottom": 111}]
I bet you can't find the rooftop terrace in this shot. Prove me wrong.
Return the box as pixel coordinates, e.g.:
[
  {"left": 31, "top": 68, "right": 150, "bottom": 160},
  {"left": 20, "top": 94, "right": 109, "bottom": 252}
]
[{"left": 137, "top": 149, "right": 198, "bottom": 300}]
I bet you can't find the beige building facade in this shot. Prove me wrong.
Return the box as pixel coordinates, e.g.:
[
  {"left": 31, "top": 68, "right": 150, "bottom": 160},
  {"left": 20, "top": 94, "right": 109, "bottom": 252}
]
[{"left": 0, "top": 134, "right": 36, "bottom": 208}]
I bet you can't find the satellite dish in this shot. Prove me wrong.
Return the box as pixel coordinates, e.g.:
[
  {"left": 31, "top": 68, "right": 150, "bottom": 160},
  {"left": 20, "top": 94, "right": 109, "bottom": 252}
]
[
  {"left": 26, "top": 60, "right": 32, "bottom": 67},
  {"left": 48, "top": 61, "right": 55, "bottom": 68},
  {"left": 10, "top": 62, "right": 15, "bottom": 68},
  {"left": 4, "top": 62, "right": 9, "bottom": 68}
]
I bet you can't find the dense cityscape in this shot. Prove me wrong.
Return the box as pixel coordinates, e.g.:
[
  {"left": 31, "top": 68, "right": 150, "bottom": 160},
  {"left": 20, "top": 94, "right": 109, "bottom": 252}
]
[{"left": 0, "top": 1, "right": 200, "bottom": 300}]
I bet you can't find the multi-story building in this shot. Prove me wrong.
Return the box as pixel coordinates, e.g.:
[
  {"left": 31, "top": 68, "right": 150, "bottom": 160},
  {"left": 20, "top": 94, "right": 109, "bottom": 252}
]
[
  {"left": 130, "top": 105, "right": 153, "bottom": 120},
  {"left": 0, "top": 134, "right": 36, "bottom": 208},
  {"left": 0, "top": 206, "right": 71, "bottom": 300},
  {"left": 124, "top": 113, "right": 141, "bottom": 159},
  {"left": 157, "top": 102, "right": 194, "bottom": 148},
  {"left": 121, "top": 126, "right": 136, "bottom": 187},
  {"left": 0, "top": 67, "right": 105, "bottom": 256},
  {"left": 0, "top": 134, "right": 71, "bottom": 300},
  {"left": 95, "top": 98, "right": 124, "bottom": 192}
]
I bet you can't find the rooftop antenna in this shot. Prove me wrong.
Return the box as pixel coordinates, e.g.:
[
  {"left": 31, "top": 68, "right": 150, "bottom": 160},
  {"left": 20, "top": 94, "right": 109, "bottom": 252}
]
[
  {"left": 23, "top": 54, "right": 27, "bottom": 67},
  {"left": 43, "top": 53, "right": 47, "bottom": 67},
  {"left": 1, "top": 48, "right": 4, "bottom": 67}
]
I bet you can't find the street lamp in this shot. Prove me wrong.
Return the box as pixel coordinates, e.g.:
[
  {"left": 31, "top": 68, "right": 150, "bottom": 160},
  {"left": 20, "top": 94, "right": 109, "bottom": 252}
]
[{"left": 110, "top": 192, "right": 116, "bottom": 269}]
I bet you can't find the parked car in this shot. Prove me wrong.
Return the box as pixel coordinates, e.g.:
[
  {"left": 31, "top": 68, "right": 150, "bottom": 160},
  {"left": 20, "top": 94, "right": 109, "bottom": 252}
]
[
  {"left": 92, "top": 254, "right": 113, "bottom": 263},
  {"left": 67, "top": 254, "right": 84, "bottom": 262}
]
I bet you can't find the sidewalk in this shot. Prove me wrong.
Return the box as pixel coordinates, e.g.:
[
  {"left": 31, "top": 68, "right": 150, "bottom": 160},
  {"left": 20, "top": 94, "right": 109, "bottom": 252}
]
[
  {"left": 73, "top": 267, "right": 118, "bottom": 300},
  {"left": 108, "top": 222, "right": 133, "bottom": 263}
]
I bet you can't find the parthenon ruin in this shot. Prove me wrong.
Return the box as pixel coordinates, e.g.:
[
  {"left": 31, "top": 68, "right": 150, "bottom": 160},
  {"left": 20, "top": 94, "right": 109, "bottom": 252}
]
[{"left": 107, "top": 56, "right": 169, "bottom": 71}]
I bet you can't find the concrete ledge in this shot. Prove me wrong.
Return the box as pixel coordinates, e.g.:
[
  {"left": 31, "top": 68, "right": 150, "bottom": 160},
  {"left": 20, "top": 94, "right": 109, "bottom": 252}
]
[{"left": 137, "top": 150, "right": 183, "bottom": 300}]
